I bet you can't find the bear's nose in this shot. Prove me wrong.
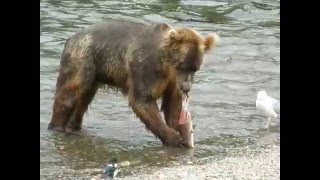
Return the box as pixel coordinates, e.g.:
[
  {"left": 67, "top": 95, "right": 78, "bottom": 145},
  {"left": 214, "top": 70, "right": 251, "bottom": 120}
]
[{"left": 180, "top": 82, "right": 192, "bottom": 93}]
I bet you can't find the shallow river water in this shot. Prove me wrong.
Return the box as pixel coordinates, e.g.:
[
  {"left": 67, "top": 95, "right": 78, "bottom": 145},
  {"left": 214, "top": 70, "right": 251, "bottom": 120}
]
[{"left": 40, "top": 0, "right": 280, "bottom": 179}]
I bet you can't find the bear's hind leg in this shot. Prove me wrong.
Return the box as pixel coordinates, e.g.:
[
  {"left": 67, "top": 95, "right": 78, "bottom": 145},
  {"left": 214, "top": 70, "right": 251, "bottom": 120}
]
[
  {"left": 48, "top": 81, "right": 79, "bottom": 132},
  {"left": 66, "top": 83, "right": 99, "bottom": 132},
  {"left": 48, "top": 56, "right": 97, "bottom": 132}
]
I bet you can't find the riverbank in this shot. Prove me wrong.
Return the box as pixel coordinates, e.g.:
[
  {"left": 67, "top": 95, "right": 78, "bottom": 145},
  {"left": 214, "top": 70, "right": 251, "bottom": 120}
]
[{"left": 116, "top": 145, "right": 280, "bottom": 180}]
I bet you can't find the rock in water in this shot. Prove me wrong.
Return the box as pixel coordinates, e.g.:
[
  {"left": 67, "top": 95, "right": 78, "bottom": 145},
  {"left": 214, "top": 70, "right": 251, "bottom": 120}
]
[{"left": 100, "top": 158, "right": 119, "bottom": 179}]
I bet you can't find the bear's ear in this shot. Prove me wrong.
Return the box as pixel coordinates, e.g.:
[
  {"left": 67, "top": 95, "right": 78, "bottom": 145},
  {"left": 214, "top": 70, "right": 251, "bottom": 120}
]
[
  {"left": 154, "top": 23, "right": 172, "bottom": 32},
  {"left": 204, "top": 32, "right": 220, "bottom": 52},
  {"left": 168, "top": 29, "right": 183, "bottom": 43}
]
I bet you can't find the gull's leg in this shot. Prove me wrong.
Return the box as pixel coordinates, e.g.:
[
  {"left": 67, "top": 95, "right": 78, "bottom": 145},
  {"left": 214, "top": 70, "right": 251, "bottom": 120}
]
[{"left": 265, "top": 117, "right": 271, "bottom": 129}]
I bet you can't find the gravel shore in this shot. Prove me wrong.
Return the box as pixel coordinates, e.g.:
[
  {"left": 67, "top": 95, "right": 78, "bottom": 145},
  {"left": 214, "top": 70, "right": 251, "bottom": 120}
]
[{"left": 116, "top": 145, "right": 280, "bottom": 180}]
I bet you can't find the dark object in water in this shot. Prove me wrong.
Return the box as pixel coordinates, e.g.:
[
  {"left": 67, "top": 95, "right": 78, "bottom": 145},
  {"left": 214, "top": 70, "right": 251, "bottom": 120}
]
[
  {"left": 100, "top": 158, "right": 119, "bottom": 179},
  {"left": 178, "top": 95, "right": 195, "bottom": 148}
]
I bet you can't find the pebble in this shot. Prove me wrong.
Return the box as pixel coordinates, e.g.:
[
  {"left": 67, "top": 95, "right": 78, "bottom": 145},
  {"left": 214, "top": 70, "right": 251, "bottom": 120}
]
[
  {"left": 90, "top": 176, "right": 101, "bottom": 180},
  {"left": 83, "top": 168, "right": 103, "bottom": 175},
  {"left": 119, "top": 161, "right": 131, "bottom": 167},
  {"left": 157, "top": 174, "right": 165, "bottom": 179}
]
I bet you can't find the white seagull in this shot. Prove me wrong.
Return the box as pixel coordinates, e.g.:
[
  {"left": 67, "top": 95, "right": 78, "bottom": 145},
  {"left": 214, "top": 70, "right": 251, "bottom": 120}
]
[{"left": 255, "top": 91, "right": 280, "bottom": 128}]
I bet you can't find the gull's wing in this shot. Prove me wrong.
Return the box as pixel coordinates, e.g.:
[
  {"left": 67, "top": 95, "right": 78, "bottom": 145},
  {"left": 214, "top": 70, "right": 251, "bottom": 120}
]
[{"left": 269, "top": 96, "right": 280, "bottom": 114}]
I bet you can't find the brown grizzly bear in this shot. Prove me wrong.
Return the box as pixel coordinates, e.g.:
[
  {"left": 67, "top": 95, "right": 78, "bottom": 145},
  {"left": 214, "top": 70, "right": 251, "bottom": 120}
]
[{"left": 48, "top": 19, "right": 218, "bottom": 147}]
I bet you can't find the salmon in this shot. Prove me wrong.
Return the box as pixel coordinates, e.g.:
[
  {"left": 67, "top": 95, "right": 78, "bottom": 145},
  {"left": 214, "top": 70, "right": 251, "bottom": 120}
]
[{"left": 178, "top": 95, "right": 195, "bottom": 148}]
